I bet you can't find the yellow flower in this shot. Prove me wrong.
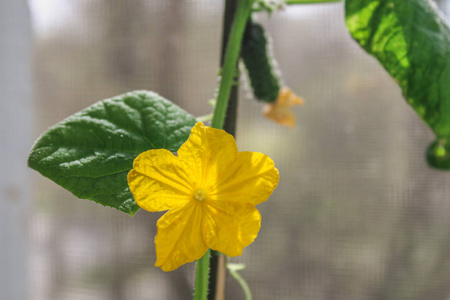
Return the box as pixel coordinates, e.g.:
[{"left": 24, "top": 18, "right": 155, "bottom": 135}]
[
  {"left": 127, "top": 122, "right": 279, "bottom": 271},
  {"left": 263, "top": 87, "right": 305, "bottom": 128}
]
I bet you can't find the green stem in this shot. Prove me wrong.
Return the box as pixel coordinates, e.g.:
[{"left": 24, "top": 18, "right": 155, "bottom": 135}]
[
  {"left": 194, "top": 249, "right": 211, "bottom": 300},
  {"left": 211, "top": 0, "right": 253, "bottom": 130},
  {"left": 206, "top": 0, "right": 251, "bottom": 298},
  {"left": 228, "top": 264, "right": 252, "bottom": 300},
  {"left": 285, "top": 0, "right": 342, "bottom": 4},
  {"left": 208, "top": 1, "right": 240, "bottom": 298}
]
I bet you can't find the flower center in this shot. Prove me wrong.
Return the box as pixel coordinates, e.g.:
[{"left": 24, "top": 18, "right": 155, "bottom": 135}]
[{"left": 193, "top": 188, "right": 208, "bottom": 202}]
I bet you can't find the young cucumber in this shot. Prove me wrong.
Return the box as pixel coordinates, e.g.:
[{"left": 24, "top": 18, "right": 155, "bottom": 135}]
[{"left": 241, "top": 20, "right": 281, "bottom": 103}]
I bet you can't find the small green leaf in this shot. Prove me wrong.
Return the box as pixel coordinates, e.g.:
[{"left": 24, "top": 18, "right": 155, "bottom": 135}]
[
  {"left": 345, "top": 0, "right": 450, "bottom": 169},
  {"left": 28, "top": 91, "right": 197, "bottom": 216}
]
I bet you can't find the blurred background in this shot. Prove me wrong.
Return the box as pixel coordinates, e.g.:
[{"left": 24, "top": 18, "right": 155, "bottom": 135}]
[{"left": 2, "top": 0, "right": 450, "bottom": 299}]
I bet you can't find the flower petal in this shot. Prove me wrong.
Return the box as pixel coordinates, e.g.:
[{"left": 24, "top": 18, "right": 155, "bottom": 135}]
[
  {"left": 263, "top": 87, "right": 304, "bottom": 128},
  {"left": 278, "top": 87, "right": 304, "bottom": 107},
  {"left": 263, "top": 103, "right": 296, "bottom": 128},
  {"left": 203, "top": 201, "right": 261, "bottom": 257},
  {"left": 211, "top": 151, "right": 279, "bottom": 205},
  {"left": 155, "top": 202, "right": 208, "bottom": 271},
  {"left": 177, "top": 122, "right": 238, "bottom": 188},
  {"left": 128, "top": 149, "right": 193, "bottom": 212}
]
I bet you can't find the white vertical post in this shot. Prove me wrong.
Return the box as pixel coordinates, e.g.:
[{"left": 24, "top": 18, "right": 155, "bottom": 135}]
[{"left": 0, "top": 0, "right": 33, "bottom": 299}]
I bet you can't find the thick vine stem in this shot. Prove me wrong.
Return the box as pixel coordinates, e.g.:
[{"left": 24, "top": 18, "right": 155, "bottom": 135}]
[
  {"left": 208, "top": 0, "right": 240, "bottom": 298},
  {"left": 201, "top": 1, "right": 253, "bottom": 299},
  {"left": 211, "top": 0, "right": 254, "bottom": 129},
  {"left": 194, "top": 249, "right": 211, "bottom": 300}
]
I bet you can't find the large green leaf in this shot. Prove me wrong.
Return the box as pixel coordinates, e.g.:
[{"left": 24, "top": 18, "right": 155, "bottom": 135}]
[
  {"left": 345, "top": 0, "right": 450, "bottom": 169},
  {"left": 28, "top": 91, "right": 197, "bottom": 216}
]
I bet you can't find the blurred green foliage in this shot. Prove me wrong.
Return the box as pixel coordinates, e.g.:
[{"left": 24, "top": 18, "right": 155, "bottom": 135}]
[{"left": 346, "top": 0, "right": 450, "bottom": 169}]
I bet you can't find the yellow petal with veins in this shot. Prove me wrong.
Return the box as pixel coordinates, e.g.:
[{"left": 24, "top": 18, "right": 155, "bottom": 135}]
[
  {"left": 155, "top": 202, "right": 208, "bottom": 272},
  {"left": 178, "top": 122, "right": 238, "bottom": 188},
  {"left": 211, "top": 151, "right": 279, "bottom": 205},
  {"left": 128, "top": 149, "right": 193, "bottom": 212},
  {"left": 202, "top": 200, "right": 261, "bottom": 257}
]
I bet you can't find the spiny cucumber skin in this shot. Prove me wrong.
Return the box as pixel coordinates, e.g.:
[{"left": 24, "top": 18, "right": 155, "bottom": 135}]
[{"left": 241, "top": 21, "right": 281, "bottom": 103}]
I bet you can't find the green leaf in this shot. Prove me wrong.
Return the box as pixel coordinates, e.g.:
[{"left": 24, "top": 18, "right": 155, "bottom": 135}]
[
  {"left": 345, "top": 0, "right": 450, "bottom": 170},
  {"left": 28, "top": 91, "right": 197, "bottom": 216}
]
